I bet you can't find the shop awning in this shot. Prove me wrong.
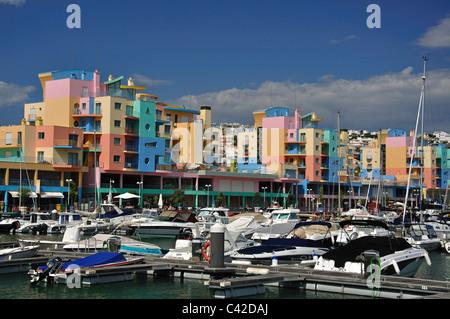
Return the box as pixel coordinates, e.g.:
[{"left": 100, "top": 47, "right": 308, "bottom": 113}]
[
  {"left": 40, "top": 192, "right": 65, "bottom": 199},
  {"left": 9, "top": 191, "right": 37, "bottom": 198}
]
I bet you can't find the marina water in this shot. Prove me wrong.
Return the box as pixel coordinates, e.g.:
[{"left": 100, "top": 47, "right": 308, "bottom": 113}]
[{"left": 0, "top": 233, "right": 448, "bottom": 299}]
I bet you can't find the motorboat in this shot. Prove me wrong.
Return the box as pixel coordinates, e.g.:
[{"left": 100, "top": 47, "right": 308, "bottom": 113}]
[
  {"left": 230, "top": 221, "right": 335, "bottom": 265},
  {"left": 314, "top": 235, "right": 431, "bottom": 277},
  {"left": 163, "top": 224, "right": 256, "bottom": 261},
  {"left": 230, "top": 237, "right": 331, "bottom": 265},
  {"left": 197, "top": 207, "right": 233, "bottom": 224},
  {"left": 251, "top": 208, "right": 301, "bottom": 241},
  {"left": 402, "top": 223, "right": 442, "bottom": 251},
  {"left": 63, "top": 232, "right": 167, "bottom": 256},
  {"left": 424, "top": 214, "right": 450, "bottom": 240},
  {"left": 0, "top": 218, "right": 21, "bottom": 234},
  {"left": 0, "top": 241, "right": 39, "bottom": 261},
  {"left": 129, "top": 210, "right": 197, "bottom": 238},
  {"left": 336, "top": 218, "right": 391, "bottom": 245},
  {"left": 29, "top": 252, "right": 144, "bottom": 285},
  {"left": 17, "top": 212, "right": 67, "bottom": 235}
]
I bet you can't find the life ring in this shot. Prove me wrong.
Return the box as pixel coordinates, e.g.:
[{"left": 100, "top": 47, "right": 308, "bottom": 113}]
[{"left": 202, "top": 240, "right": 211, "bottom": 261}]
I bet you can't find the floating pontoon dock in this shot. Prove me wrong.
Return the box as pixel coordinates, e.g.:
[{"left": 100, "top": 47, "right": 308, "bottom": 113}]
[{"left": 6, "top": 250, "right": 448, "bottom": 299}]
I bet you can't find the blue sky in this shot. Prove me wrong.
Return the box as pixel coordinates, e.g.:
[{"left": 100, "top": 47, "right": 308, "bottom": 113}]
[{"left": 1, "top": 0, "right": 450, "bottom": 132}]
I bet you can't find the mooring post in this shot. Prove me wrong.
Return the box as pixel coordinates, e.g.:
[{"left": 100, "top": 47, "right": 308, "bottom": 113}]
[{"left": 209, "top": 223, "right": 225, "bottom": 269}]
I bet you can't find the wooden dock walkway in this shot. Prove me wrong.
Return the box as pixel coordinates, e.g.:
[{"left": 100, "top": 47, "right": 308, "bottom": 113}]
[{"left": 2, "top": 250, "right": 449, "bottom": 299}]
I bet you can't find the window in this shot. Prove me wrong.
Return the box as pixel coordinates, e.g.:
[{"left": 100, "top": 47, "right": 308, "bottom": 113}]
[
  {"left": 82, "top": 87, "right": 88, "bottom": 97},
  {"left": 315, "top": 145, "right": 319, "bottom": 151},
  {"left": 38, "top": 132, "right": 45, "bottom": 140},
  {"left": 37, "top": 151, "right": 44, "bottom": 163},
  {"left": 289, "top": 133, "right": 294, "bottom": 138},
  {"left": 68, "top": 152, "right": 78, "bottom": 166},
  {"left": 5, "top": 132, "right": 11, "bottom": 145},
  {"left": 114, "top": 155, "right": 120, "bottom": 163},
  {"left": 82, "top": 103, "right": 86, "bottom": 110},
  {"left": 316, "top": 133, "right": 319, "bottom": 138},
  {"left": 95, "top": 102, "right": 101, "bottom": 115},
  {"left": 115, "top": 103, "right": 121, "bottom": 110},
  {"left": 114, "top": 120, "right": 121, "bottom": 127},
  {"left": 315, "top": 158, "right": 319, "bottom": 163},
  {"left": 114, "top": 138, "right": 121, "bottom": 145}
]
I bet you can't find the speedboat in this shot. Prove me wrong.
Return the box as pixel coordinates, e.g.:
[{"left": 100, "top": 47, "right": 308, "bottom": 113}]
[
  {"left": 424, "top": 214, "right": 450, "bottom": 240},
  {"left": 402, "top": 223, "right": 442, "bottom": 251},
  {"left": 29, "top": 252, "right": 144, "bottom": 285},
  {"left": 129, "top": 210, "right": 197, "bottom": 238},
  {"left": 0, "top": 241, "right": 39, "bottom": 261},
  {"left": 0, "top": 218, "right": 21, "bottom": 234},
  {"left": 251, "top": 208, "right": 301, "bottom": 241},
  {"left": 336, "top": 218, "right": 391, "bottom": 245},
  {"left": 230, "top": 221, "right": 335, "bottom": 265},
  {"left": 314, "top": 220, "right": 431, "bottom": 277},
  {"left": 63, "top": 233, "right": 167, "bottom": 256},
  {"left": 230, "top": 237, "right": 331, "bottom": 265}
]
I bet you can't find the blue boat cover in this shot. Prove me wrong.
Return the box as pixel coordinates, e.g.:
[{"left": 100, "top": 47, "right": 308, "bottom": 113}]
[{"left": 38, "top": 252, "right": 127, "bottom": 272}]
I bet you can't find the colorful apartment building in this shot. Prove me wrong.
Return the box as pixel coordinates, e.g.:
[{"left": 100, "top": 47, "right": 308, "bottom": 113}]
[{"left": 1, "top": 68, "right": 448, "bottom": 213}]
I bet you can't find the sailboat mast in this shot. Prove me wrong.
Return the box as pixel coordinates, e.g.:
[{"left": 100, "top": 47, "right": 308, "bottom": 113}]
[
  {"left": 419, "top": 56, "right": 427, "bottom": 218},
  {"left": 337, "top": 111, "right": 341, "bottom": 217},
  {"left": 403, "top": 57, "right": 427, "bottom": 223}
]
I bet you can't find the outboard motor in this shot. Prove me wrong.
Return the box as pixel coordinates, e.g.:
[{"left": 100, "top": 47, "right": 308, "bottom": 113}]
[
  {"left": 29, "top": 257, "right": 63, "bottom": 286},
  {"left": 105, "top": 237, "right": 121, "bottom": 252}
]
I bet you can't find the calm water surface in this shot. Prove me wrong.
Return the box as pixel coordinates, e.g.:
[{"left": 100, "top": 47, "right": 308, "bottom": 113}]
[{"left": 0, "top": 233, "right": 448, "bottom": 300}]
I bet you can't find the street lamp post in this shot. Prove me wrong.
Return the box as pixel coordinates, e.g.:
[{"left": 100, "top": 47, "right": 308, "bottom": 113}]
[
  {"left": 137, "top": 181, "right": 143, "bottom": 208},
  {"left": 307, "top": 188, "right": 312, "bottom": 212},
  {"left": 261, "top": 186, "right": 268, "bottom": 208},
  {"left": 65, "top": 178, "right": 73, "bottom": 212},
  {"left": 206, "top": 184, "right": 212, "bottom": 207}
]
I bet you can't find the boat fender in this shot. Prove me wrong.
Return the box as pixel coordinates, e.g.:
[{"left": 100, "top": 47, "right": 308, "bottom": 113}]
[
  {"left": 202, "top": 240, "right": 211, "bottom": 261},
  {"left": 424, "top": 252, "right": 432, "bottom": 266},
  {"left": 246, "top": 267, "right": 270, "bottom": 275}
]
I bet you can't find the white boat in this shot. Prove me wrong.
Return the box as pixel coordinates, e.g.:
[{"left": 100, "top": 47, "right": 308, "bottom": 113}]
[
  {"left": 314, "top": 235, "right": 431, "bottom": 277},
  {"left": 336, "top": 218, "right": 390, "bottom": 245},
  {"left": 424, "top": 215, "right": 450, "bottom": 240},
  {"left": 17, "top": 212, "right": 67, "bottom": 234},
  {"left": 130, "top": 210, "right": 197, "bottom": 239},
  {"left": 63, "top": 233, "right": 167, "bottom": 256},
  {"left": 0, "top": 241, "right": 40, "bottom": 261},
  {"left": 230, "top": 221, "right": 334, "bottom": 265},
  {"left": 0, "top": 218, "right": 21, "bottom": 234},
  {"left": 251, "top": 209, "right": 300, "bottom": 241},
  {"left": 197, "top": 207, "right": 232, "bottom": 223},
  {"left": 402, "top": 223, "right": 442, "bottom": 251},
  {"left": 29, "top": 252, "right": 144, "bottom": 286},
  {"left": 163, "top": 224, "right": 256, "bottom": 261}
]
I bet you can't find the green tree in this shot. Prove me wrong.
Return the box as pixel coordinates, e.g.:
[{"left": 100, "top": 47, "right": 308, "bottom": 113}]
[
  {"left": 215, "top": 192, "right": 225, "bottom": 207},
  {"left": 170, "top": 189, "right": 184, "bottom": 207},
  {"left": 286, "top": 193, "right": 296, "bottom": 208},
  {"left": 253, "top": 192, "right": 263, "bottom": 207}
]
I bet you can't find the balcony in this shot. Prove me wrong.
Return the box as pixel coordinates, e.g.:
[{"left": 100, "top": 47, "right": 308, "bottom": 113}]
[
  {"left": 124, "top": 127, "right": 138, "bottom": 135},
  {"left": 124, "top": 145, "right": 139, "bottom": 153},
  {"left": 53, "top": 139, "right": 81, "bottom": 150},
  {"left": 73, "top": 109, "right": 102, "bottom": 117}
]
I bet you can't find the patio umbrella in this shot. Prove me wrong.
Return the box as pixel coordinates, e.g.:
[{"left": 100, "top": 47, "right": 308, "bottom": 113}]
[
  {"left": 158, "top": 194, "right": 163, "bottom": 208},
  {"left": 114, "top": 192, "right": 140, "bottom": 199}
]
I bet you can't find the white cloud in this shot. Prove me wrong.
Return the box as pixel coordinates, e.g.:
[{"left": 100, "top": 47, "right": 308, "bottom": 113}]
[
  {"left": 417, "top": 16, "right": 450, "bottom": 49},
  {"left": 329, "top": 35, "right": 358, "bottom": 45},
  {"left": 0, "top": 81, "right": 35, "bottom": 108},
  {"left": 168, "top": 67, "right": 450, "bottom": 132},
  {"left": 132, "top": 73, "right": 172, "bottom": 87},
  {"left": 0, "top": 0, "right": 26, "bottom": 6}
]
